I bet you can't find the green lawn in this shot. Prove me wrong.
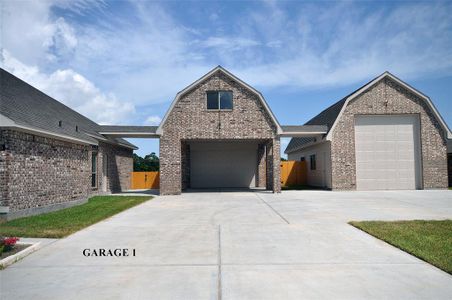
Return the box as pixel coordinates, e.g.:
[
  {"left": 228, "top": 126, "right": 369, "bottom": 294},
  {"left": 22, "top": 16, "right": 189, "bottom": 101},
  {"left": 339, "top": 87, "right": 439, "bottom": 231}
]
[
  {"left": 0, "top": 196, "right": 152, "bottom": 238},
  {"left": 350, "top": 220, "right": 452, "bottom": 274}
]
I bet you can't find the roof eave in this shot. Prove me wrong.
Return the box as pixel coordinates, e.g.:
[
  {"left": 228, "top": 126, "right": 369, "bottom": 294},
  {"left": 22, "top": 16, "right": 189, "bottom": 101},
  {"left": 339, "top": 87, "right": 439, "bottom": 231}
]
[
  {"left": 98, "top": 132, "right": 160, "bottom": 138},
  {"left": 279, "top": 131, "right": 327, "bottom": 137},
  {"left": 284, "top": 137, "right": 328, "bottom": 154}
]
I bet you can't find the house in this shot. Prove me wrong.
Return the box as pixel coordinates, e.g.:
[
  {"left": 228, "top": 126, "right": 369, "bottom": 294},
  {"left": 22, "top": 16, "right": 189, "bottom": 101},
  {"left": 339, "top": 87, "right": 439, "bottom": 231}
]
[
  {"left": 0, "top": 66, "right": 323, "bottom": 218},
  {"left": 285, "top": 72, "right": 451, "bottom": 190},
  {"left": 101, "top": 66, "right": 324, "bottom": 195},
  {"left": 0, "top": 69, "right": 140, "bottom": 220},
  {"left": 154, "top": 66, "right": 332, "bottom": 194},
  {"left": 1, "top": 66, "right": 450, "bottom": 219}
]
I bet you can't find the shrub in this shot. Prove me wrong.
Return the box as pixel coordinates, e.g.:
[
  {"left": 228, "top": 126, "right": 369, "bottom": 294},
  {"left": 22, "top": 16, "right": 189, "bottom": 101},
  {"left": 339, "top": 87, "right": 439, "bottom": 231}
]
[{"left": 0, "top": 236, "right": 19, "bottom": 253}]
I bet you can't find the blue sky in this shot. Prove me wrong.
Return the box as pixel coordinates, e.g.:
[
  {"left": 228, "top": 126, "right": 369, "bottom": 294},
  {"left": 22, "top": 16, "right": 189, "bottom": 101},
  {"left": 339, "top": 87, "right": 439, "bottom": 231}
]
[{"left": 1, "top": 0, "right": 451, "bottom": 157}]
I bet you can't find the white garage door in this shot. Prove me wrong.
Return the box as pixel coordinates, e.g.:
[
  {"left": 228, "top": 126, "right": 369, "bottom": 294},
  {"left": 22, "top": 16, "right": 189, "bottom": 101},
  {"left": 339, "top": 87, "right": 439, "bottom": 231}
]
[
  {"left": 190, "top": 141, "right": 257, "bottom": 188},
  {"left": 354, "top": 115, "right": 421, "bottom": 190}
]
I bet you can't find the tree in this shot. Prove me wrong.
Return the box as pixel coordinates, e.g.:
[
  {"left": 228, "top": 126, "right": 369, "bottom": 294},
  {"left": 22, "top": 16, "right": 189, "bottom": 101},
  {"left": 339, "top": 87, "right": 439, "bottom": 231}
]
[{"left": 133, "top": 152, "right": 159, "bottom": 171}]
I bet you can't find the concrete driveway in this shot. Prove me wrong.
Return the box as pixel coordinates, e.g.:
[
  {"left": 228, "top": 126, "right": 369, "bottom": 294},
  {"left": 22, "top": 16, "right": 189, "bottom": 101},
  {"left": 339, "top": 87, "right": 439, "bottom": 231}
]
[{"left": 1, "top": 190, "right": 452, "bottom": 299}]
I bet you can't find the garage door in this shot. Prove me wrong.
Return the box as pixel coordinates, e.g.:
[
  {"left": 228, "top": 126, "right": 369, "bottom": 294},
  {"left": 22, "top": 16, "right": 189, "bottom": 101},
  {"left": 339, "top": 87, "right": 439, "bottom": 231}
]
[
  {"left": 354, "top": 115, "right": 421, "bottom": 190},
  {"left": 190, "top": 141, "right": 257, "bottom": 188}
]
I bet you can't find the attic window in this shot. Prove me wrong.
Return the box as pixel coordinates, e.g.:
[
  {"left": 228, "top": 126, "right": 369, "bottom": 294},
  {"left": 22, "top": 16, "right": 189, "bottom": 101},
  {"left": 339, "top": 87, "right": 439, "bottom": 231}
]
[
  {"left": 207, "top": 91, "right": 233, "bottom": 110},
  {"left": 75, "top": 126, "right": 79, "bottom": 132},
  {"left": 58, "top": 120, "right": 62, "bottom": 127}
]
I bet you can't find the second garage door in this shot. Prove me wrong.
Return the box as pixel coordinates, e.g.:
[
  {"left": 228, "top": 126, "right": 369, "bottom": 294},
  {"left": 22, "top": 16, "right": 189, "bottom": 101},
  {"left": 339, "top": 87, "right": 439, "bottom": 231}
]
[
  {"left": 354, "top": 115, "right": 421, "bottom": 190},
  {"left": 190, "top": 141, "right": 258, "bottom": 188}
]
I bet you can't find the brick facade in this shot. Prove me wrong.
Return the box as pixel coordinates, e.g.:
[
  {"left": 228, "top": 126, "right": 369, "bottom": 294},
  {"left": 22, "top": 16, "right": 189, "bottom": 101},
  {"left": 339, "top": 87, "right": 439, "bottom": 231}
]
[
  {"left": 159, "top": 70, "right": 280, "bottom": 195},
  {"left": 330, "top": 77, "right": 448, "bottom": 190},
  {"left": 98, "top": 141, "right": 133, "bottom": 193},
  {"left": 0, "top": 129, "right": 132, "bottom": 219}
]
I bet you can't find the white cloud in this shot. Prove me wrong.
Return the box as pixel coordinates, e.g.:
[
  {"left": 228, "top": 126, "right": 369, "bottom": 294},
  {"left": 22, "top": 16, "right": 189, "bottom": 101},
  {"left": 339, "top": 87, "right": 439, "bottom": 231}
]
[
  {"left": 1, "top": 50, "right": 135, "bottom": 125},
  {"left": 1, "top": 0, "right": 452, "bottom": 120},
  {"left": 235, "top": 2, "right": 452, "bottom": 89},
  {"left": 200, "top": 37, "right": 261, "bottom": 51},
  {"left": 144, "top": 115, "right": 162, "bottom": 125},
  {"left": 0, "top": 0, "right": 82, "bottom": 65}
]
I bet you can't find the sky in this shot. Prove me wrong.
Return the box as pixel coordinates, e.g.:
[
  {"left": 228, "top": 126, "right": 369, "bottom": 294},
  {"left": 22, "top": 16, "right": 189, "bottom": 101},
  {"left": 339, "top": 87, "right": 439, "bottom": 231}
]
[{"left": 1, "top": 0, "right": 451, "bottom": 158}]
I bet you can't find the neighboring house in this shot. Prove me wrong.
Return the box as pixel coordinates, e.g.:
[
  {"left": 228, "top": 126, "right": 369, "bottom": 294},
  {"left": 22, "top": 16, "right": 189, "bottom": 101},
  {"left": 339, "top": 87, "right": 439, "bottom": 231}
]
[
  {"left": 0, "top": 69, "right": 140, "bottom": 220},
  {"left": 285, "top": 72, "right": 451, "bottom": 190}
]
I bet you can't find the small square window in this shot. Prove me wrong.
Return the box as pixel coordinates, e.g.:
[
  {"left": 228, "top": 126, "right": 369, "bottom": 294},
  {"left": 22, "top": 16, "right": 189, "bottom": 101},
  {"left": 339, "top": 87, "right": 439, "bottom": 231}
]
[
  {"left": 207, "top": 91, "right": 233, "bottom": 110},
  {"left": 207, "top": 91, "right": 219, "bottom": 109}
]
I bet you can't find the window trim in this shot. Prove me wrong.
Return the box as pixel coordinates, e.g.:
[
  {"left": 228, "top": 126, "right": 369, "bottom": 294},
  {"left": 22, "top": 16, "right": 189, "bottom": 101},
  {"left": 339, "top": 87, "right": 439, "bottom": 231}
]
[{"left": 206, "top": 90, "right": 233, "bottom": 111}]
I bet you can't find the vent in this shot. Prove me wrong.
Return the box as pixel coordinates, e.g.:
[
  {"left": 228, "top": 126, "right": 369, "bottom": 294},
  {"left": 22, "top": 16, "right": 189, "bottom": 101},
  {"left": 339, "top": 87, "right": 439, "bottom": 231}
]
[{"left": 58, "top": 120, "right": 62, "bottom": 127}]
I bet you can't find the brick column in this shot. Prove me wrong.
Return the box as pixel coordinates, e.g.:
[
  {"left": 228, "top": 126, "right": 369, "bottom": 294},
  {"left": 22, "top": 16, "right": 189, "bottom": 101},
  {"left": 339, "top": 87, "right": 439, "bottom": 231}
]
[
  {"left": 265, "top": 138, "right": 281, "bottom": 193},
  {"left": 159, "top": 137, "right": 182, "bottom": 195},
  {"left": 272, "top": 137, "right": 281, "bottom": 193},
  {"left": 256, "top": 143, "right": 266, "bottom": 188},
  {"left": 181, "top": 141, "right": 190, "bottom": 190}
]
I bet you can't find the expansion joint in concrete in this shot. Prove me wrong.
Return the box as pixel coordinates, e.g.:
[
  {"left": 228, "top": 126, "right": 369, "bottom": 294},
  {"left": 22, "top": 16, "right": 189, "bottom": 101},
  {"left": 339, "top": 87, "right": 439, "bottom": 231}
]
[
  {"left": 217, "top": 225, "right": 222, "bottom": 300},
  {"left": 255, "top": 193, "right": 290, "bottom": 224}
]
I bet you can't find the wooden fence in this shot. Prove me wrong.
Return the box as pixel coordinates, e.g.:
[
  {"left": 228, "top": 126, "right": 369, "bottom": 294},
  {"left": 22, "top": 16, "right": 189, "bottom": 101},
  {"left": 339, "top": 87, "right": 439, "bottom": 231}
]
[
  {"left": 130, "top": 171, "right": 159, "bottom": 189},
  {"left": 280, "top": 161, "right": 307, "bottom": 187},
  {"left": 130, "top": 161, "right": 306, "bottom": 190}
]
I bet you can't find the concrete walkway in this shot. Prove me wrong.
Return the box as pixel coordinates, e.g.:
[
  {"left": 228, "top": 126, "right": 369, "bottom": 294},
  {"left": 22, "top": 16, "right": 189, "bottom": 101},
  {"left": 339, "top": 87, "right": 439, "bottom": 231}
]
[{"left": 1, "top": 190, "right": 452, "bottom": 299}]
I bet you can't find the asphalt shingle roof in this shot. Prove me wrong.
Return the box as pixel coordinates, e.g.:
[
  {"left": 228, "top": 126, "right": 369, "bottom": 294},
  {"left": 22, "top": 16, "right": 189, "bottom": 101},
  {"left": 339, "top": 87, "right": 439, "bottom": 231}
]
[
  {"left": 284, "top": 98, "right": 347, "bottom": 153},
  {"left": 284, "top": 73, "right": 387, "bottom": 154},
  {"left": 0, "top": 68, "right": 137, "bottom": 149}
]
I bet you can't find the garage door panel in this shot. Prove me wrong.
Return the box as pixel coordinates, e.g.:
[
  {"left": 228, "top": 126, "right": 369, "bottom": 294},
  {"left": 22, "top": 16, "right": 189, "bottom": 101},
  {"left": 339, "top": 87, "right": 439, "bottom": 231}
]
[
  {"left": 190, "top": 142, "right": 257, "bottom": 188},
  {"left": 355, "top": 115, "right": 420, "bottom": 190}
]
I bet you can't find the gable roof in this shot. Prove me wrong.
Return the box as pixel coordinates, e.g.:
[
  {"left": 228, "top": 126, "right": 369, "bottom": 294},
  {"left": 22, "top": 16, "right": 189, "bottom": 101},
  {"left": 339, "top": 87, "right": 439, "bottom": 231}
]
[
  {"left": 285, "top": 71, "right": 452, "bottom": 154},
  {"left": 156, "top": 66, "right": 282, "bottom": 135},
  {"left": 0, "top": 68, "right": 137, "bottom": 149}
]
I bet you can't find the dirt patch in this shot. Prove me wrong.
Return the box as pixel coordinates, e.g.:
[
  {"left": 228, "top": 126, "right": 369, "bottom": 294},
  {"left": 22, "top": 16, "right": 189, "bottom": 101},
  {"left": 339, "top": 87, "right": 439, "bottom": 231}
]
[{"left": 1, "top": 244, "right": 32, "bottom": 260}]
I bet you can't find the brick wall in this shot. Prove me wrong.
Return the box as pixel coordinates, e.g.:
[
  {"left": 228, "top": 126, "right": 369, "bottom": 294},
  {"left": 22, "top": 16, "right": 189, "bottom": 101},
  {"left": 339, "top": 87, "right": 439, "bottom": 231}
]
[
  {"left": 98, "top": 142, "right": 133, "bottom": 193},
  {"left": 0, "top": 129, "right": 91, "bottom": 212},
  {"left": 159, "top": 70, "right": 280, "bottom": 194},
  {"left": 0, "top": 129, "right": 133, "bottom": 218},
  {"left": 330, "top": 77, "right": 448, "bottom": 190}
]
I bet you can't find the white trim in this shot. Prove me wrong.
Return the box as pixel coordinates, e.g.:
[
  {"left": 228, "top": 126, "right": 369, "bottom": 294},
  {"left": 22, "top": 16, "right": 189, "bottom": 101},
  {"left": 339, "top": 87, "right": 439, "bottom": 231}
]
[
  {"left": 0, "top": 206, "right": 9, "bottom": 213},
  {"left": 98, "top": 132, "right": 160, "bottom": 137},
  {"left": 326, "top": 72, "right": 452, "bottom": 140},
  {"left": 86, "top": 133, "right": 138, "bottom": 150},
  {"left": 1, "top": 121, "right": 95, "bottom": 146},
  {"left": 156, "top": 66, "right": 282, "bottom": 135},
  {"left": 279, "top": 131, "right": 327, "bottom": 137}
]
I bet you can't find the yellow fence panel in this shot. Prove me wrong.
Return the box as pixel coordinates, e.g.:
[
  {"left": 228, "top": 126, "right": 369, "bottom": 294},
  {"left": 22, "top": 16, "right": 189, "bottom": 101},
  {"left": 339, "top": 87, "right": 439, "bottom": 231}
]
[
  {"left": 280, "top": 161, "right": 307, "bottom": 187},
  {"left": 131, "top": 171, "right": 159, "bottom": 189}
]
